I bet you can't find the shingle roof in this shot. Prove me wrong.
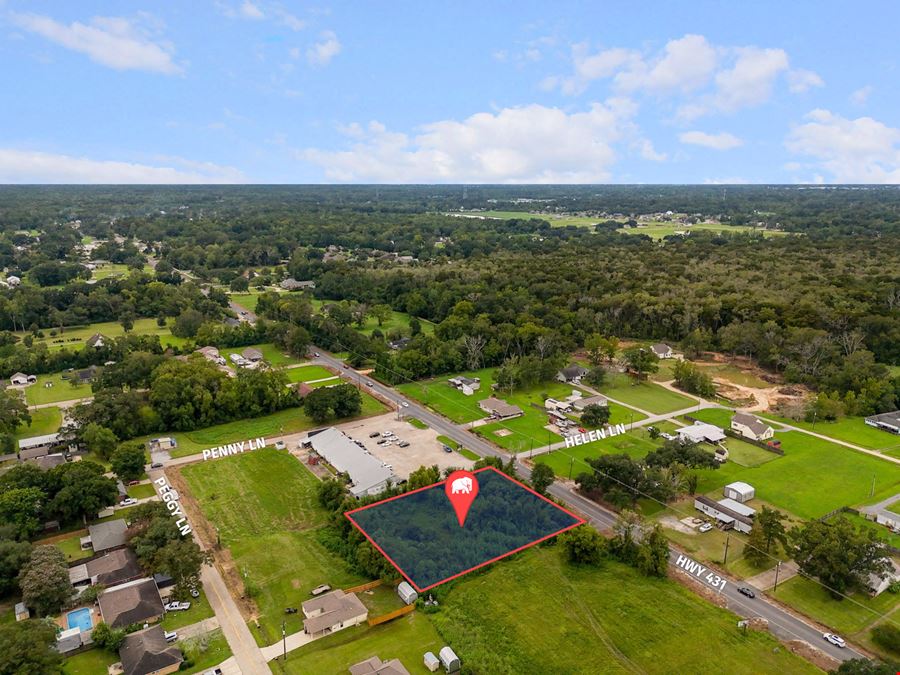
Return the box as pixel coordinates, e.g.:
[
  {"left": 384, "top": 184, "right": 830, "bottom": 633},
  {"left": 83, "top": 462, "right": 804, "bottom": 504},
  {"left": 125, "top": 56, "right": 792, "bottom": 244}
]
[
  {"left": 732, "top": 412, "right": 772, "bottom": 437},
  {"left": 119, "top": 625, "right": 183, "bottom": 675},
  {"left": 88, "top": 519, "right": 128, "bottom": 552},
  {"left": 98, "top": 578, "right": 164, "bottom": 629},
  {"left": 479, "top": 397, "right": 523, "bottom": 418},
  {"left": 302, "top": 590, "right": 367, "bottom": 634}
]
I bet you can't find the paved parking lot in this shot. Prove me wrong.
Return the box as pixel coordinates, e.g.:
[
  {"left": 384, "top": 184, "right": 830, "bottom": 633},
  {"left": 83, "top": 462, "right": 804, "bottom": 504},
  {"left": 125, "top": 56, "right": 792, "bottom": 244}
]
[{"left": 337, "top": 412, "right": 474, "bottom": 479}]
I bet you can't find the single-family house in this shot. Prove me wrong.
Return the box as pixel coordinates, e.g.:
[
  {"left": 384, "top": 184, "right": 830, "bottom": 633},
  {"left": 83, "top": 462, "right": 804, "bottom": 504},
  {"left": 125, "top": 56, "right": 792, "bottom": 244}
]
[
  {"left": 867, "top": 559, "right": 900, "bottom": 597},
  {"left": 478, "top": 397, "right": 523, "bottom": 420},
  {"left": 865, "top": 410, "right": 900, "bottom": 436},
  {"left": 9, "top": 372, "right": 36, "bottom": 385},
  {"left": 544, "top": 398, "right": 572, "bottom": 413},
  {"left": 397, "top": 581, "right": 418, "bottom": 605},
  {"left": 196, "top": 346, "right": 226, "bottom": 365},
  {"left": 731, "top": 412, "right": 774, "bottom": 441},
  {"left": 349, "top": 656, "right": 411, "bottom": 675},
  {"left": 572, "top": 394, "right": 608, "bottom": 411},
  {"left": 86, "top": 333, "right": 107, "bottom": 349},
  {"left": 723, "top": 481, "right": 755, "bottom": 503},
  {"left": 86, "top": 519, "right": 128, "bottom": 553},
  {"left": 677, "top": 421, "right": 726, "bottom": 444},
  {"left": 98, "top": 578, "right": 165, "bottom": 629},
  {"left": 301, "top": 589, "right": 368, "bottom": 637},
  {"left": 388, "top": 337, "right": 411, "bottom": 351},
  {"left": 148, "top": 437, "right": 177, "bottom": 453},
  {"left": 74, "top": 365, "right": 100, "bottom": 384},
  {"left": 448, "top": 376, "right": 480, "bottom": 396},
  {"left": 242, "top": 347, "right": 264, "bottom": 362},
  {"left": 280, "top": 278, "right": 316, "bottom": 291},
  {"left": 556, "top": 363, "right": 588, "bottom": 383},
  {"left": 694, "top": 496, "right": 754, "bottom": 534},
  {"left": 650, "top": 343, "right": 674, "bottom": 359},
  {"left": 119, "top": 625, "right": 184, "bottom": 675},
  {"left": 70, "top": 548, "right": 143, "bottom": 589},
  {"left": 29, "top": 453, "right": 66, "bottom": 471}
]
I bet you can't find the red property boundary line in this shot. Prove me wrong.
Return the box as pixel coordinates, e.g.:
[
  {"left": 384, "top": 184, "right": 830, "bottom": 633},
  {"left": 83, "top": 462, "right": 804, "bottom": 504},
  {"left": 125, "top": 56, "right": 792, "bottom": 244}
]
[{"left": 344, "top": 466, "right": 586, "bottom": 592}]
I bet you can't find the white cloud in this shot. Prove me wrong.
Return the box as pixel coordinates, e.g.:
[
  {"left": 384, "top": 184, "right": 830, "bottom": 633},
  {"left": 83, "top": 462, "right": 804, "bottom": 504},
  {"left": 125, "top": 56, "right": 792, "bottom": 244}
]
[
  {"left": 307, "top": 30, "right": 341, "bottom": 66},
  {"left": 635, "top": 138, "right": 667, "bottom": 162},
  {"left": 713, "top": 48, "right": 789, "bottom": 111},
  {"left": 300, "top": 100, "right": 639, "bottom": 183},
  {"left": 615, "top": 34, "right": 717, "bottom": 94},
  {"left": 679, "top": 130, "right": 743, "bottom": 150},
  {"left": 10, "top": 12, "right": 181, "bottom": 74},
  {"left": 785, "top": 109, "right": 900, "bottom": 183},
  {"left": 703, "top": 176, "right": 752, "bottom": 184},
  {"left": 276, "top": 10, "right": 306, "bottom": 31},
  {"left": 239, "top": 1, "right": 265, "bottom": 19},
  {"left": 786, "top": 68, "right": 824, "bottom": 93},
  {"left": 850, "top": 85, "right": 873, "bottom": 106},
  {"left": 0, "top": 149, "right": 244, "bottom": 183}
]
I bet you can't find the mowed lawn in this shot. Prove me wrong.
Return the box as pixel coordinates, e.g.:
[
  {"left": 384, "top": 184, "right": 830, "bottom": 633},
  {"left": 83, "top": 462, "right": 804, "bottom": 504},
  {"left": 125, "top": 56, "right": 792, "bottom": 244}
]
[
  {"left": 599, "top": 372, "right": 696, "bottom": 414},
  {"left": 144, "top": 393, "right": 386, "bottom": 458},
  {"left": 309, "top": 298, "right": 435, "bottom": 337},
  {"left": 429, "top": 546, "right": 818, "bottom": 675},
  {"left": 181, "top": 449, "right": 367, "bottom": 644},
  {"left": 13, "top": 406, "right": 62, "bottom": 440},
  {"left": 692, "top": 430, "right": 900, "bottom": 520},
  {"left": 230, "top": 290, "right": 265, "bottom": 311},
  {"left": 763, "top": 413, "right": 900, "bottom": 454},
  {"left": 23, "top": 372, "right": 91, "bottom": 405},
  {"left": 284, "top": 364, "right": 338, "bottom": 383},
  {"left": 223, "top": 342, "right": 305, "bottom": 367},
  {"left": 15, "top": 317, "right": 188, "bottom": 352},
  {"left": 280, "top": 613, "right": 443, "bottom": 675},
  {"left": 536, "top": 429, "right": 660, "bottom": 478},
  {"left": 396, "top": 367, "right": 496, "bottom": 424}
]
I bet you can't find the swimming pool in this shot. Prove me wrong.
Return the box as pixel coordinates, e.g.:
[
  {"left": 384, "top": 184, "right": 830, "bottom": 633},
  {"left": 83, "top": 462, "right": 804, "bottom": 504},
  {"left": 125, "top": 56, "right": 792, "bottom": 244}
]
[{"left": 66, "top": 607, "right": 92, "bottom": 632}]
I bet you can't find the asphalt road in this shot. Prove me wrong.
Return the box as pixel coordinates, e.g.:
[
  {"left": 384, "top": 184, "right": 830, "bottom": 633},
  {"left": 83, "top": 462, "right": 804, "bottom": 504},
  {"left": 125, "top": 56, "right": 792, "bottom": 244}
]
[{"left": 310, "top": 347, "right": 865, "bottom": 663}]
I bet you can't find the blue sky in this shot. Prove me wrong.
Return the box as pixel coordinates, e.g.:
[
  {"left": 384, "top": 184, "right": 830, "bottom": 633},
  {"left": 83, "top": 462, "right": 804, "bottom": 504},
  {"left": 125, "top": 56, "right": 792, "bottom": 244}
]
[{"left": 1, "top": 1, "right": 898, "bottom": 183}]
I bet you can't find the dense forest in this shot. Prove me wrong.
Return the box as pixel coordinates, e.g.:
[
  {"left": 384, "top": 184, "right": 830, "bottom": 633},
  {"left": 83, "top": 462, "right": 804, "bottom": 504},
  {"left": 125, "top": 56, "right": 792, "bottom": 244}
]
[{"left": 0, "top": 185, "right": 897, "bottom": 420}]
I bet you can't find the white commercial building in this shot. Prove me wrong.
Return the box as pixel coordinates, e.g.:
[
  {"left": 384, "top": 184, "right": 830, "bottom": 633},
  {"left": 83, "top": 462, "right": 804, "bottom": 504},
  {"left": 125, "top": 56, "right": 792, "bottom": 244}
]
[{"left": 307, "top": 427, "right": 396, "bottom": 498}]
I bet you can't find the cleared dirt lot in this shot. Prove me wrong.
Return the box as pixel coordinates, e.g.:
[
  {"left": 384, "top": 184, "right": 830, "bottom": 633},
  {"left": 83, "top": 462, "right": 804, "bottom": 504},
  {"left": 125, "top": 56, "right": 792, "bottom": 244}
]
[{"left": 336, "top": 412, "right": 474, "bottom": 479}]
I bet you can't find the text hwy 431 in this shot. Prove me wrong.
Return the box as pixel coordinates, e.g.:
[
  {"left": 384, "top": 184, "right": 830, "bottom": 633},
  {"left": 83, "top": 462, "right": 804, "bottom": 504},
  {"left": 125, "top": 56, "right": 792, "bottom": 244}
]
[{"left": 675, "top": 554, "right": 726, "bottom": 591}]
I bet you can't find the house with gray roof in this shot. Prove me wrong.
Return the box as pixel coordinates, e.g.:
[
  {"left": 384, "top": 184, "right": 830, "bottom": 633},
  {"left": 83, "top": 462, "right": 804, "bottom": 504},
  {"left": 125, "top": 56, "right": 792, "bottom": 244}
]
[
  {"left": 301, "top": 589, "right": 368, "bottom": 637},
  {"left": 119, "top": 625, "right": 183, "bottom": 675},
  {"left": 350, "top": 656, "right": 411, "bottom": 675},
  {"left": 478, "top": 397, "right": 523, "bottom": 420},
  {"left": 650, "top": 343, "right": 674, "bottom": 359},
  {"left": 866, "top": 410, "right": 900, "bottom": 435},
  {"left": 731, "top": 412, "right": 774, "bottom": 441},
  {"left": 87, "top": 519, "right": 128, "bottom": 553},
  {"left": 556, "top": 363, "right": 588, "bottom": 383}
]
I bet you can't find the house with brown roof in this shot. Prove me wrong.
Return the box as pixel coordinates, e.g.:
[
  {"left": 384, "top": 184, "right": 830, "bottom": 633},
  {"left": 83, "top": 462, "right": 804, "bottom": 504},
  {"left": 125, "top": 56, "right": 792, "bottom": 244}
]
[
  {"left": 478, "top": 397, "right": 523, "bottom": 420},
  {"left": 69, "top": 548, "right": 143, "bottom": 589},
  {"left": 301, "top": 589, "right": 368, "bottom": 637},
  {"left": 242, "top": 347, "right": 264, "bottom": 362},
  {"left": 119, "top": 625, "right": 183, "bottom": 675},
  {"left": 350, "top": 656, "right": 411, "bottom": 675},
  {"left": 98, "top": 578, "right": 165, "bottom": 629},
  {"left": 730, "top": 412, "right": 774, "bottom": 441}
]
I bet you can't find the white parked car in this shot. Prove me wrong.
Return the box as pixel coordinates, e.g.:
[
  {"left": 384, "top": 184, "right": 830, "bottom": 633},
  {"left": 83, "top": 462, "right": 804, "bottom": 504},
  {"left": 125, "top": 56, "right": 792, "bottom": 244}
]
[
  {"left": 164, "top": 630, "right": 178, "bottom": 642},
  {"left": 381, "top": 431, "right": 394, "bottom": 437},
  {"left": 120, "top": 498, "right": 138, "bottom": 506},
  {"left": 698, "top": 523, "right": 713, "bottom": 533},
  {"left": 823, "top": 633, "right": 846, "bottom": 648},
  {"left": 165, "top": 601, "right": 191, "bottom": 611},
  {"left": 274, "top": 440, "right": 286, "bottom": 450}
]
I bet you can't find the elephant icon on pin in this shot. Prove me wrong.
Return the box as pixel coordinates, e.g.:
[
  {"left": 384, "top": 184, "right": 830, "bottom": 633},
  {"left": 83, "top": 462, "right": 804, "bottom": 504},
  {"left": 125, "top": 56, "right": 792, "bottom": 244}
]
[{"left": 450, "top": 476, "right": 473, "bottom": 494}]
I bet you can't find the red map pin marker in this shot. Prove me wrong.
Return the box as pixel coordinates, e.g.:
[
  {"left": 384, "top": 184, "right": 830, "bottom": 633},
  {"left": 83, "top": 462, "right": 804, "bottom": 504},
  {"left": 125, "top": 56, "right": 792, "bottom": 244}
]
[{"left": 445, "top": 470, "right": 479, "bottom": 527}]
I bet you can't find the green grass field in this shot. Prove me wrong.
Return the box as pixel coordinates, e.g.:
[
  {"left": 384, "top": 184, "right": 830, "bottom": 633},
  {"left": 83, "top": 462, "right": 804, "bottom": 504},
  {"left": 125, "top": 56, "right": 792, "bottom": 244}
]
[
  {"left": 277, "top": 613, "right": 443, "bottom": 675},
  {"left": 13, "top": 406, "right": 62, "bottom": 439},
  {"left": 89, "top": 262, "right": 152, "bottom": 280},
  {"left": 395, "top": 368, "right": 497, "bottom": 424},
  {"left": 599, "top": 372, "right": 697, "bottom": 414},
  {"left": 143, "top": 394, "right": 386, "bottom": 458},
  {"left": 536, "top": 429, "right": 660, "bottom": 478},
  {"left": 126, "top": 482, "right": 157, "bottom": 499},
  {"left": 23, "top": 372, "right": 91, "bottom": 405},
  {"left": 222, "top": 342, "right": 305, "bottom": 367},
  {"left": 762, "top": 413, "right": 900, "bottom": 454},
  {"left": 284, "top": 364, "right": 337, "bottom": 383},
  {"left": 180, "top": 628, "right": 233, "bottom": 674},
  {"left": 618, "top": 221, "right": 785, "bottom": 240},
  {"left": 63, "top": 648, "right": 118, "bottom": 675},
  {"left": 230, "top": 290, "right": 265, "bottom": 311},
  {"left": 181, "top": 449, "right": 367, "bottom": 644},
  {"left": 159, "top": 593, "right": 215, "bottom": 630},
  {"left": 15, "top": 317, "right": 187, "bottom": 353},
  {"left": 428, "top": 545, "right": 817, "bottom": 674},
  {"left": 461, "top": 210, "right": 603, "bottom": 228},
  {"left": 309, "top": 298, "right": 435, "bottom": 338}
]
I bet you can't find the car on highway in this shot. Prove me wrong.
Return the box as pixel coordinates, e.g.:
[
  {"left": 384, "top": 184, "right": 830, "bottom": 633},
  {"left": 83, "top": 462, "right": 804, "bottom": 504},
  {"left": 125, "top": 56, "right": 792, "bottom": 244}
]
[
  {"left": 366, "top": 380, "right": 374, "bottom": 387},
  {"left": 737, "top": 587, "right": 755, "bottom": 598},
  {"left": 698, "top": 523, "right": 713, "bottom": 533},
  {"left": 823, "top": 633, "right": 846, "bottom": 648},
  {"left": 274, "top": 440, "right": 286, "bottom": 450},
  {"left": 120, "top": 498, "right": 138, "bottom": 506},
  {"left": 401, "top": 401, "right": 409, "bottom": 407},
  {"left": 313, "top": 352, "right": 320, "bottom": 357}
]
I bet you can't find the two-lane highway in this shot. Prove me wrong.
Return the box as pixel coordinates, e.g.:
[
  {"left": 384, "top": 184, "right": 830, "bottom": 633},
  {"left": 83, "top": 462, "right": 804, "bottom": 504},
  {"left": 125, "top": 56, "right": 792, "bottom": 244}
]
[{"left": 310, "top": 347, "right": 865, "bottom": 663}]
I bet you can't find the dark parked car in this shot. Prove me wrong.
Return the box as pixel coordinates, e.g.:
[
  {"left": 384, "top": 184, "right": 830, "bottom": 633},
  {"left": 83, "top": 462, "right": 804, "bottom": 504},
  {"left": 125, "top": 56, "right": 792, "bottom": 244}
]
[
  {"left": 737, "top": 587, "right": 755, "bottom": 599},
  {"left": 150, "top": 462, "right": 164, "bottom": 469},
  {"left": 369, "top": 432, "right": 380, "bottom": 438}
]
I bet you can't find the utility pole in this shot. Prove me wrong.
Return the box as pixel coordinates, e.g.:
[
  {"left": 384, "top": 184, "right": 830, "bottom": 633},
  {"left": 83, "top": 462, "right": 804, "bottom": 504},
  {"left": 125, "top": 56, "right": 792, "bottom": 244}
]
[
  {"left": 568, "top": 456, "right": 575, "bottom": 480},
  {"left": 773, "top": 561, "right": 782, "bottom": 592},
  {"left": 723, "top": 535, "right": 730, "bottom": 565},
  {"left": 282, "top": 620, "right": 287, "bottom": 661}
]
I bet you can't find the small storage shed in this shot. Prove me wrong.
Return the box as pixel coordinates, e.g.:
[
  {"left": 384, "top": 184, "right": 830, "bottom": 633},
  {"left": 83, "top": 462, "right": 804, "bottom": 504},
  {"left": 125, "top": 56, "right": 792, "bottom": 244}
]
[
  {"left": 423, "top": 652, "right": 440, "bottom": 672},
  {"left": 723, "top": 481, "right": 755, "bottom": 503},
  {"left": 397, "top": 581, "right": 418, "bottom": 605},
  {"left": 439, "top": 646, "right": 460, "bottom": 673}
]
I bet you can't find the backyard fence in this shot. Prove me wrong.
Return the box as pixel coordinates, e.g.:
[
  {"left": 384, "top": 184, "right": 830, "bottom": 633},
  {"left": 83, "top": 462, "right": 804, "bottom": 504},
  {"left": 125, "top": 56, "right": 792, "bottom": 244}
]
[
  {"left": 368, "top": 603, "right": 415, "bottom": 626},
  {"left": 345, "top": 580, "right": 382, "bottom": 594}
]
